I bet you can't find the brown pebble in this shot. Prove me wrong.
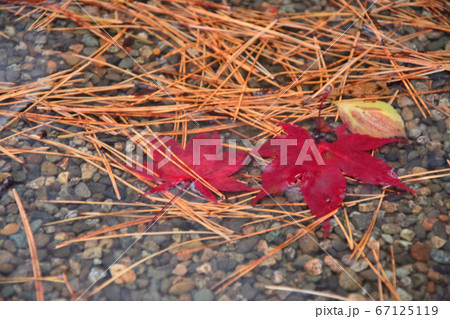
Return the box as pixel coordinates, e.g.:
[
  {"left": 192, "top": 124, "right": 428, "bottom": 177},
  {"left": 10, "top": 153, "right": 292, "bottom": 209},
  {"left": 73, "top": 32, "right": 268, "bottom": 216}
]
[
  {"left": 431, "top": 236, "right": 446, "bottom": 249},
  {"left": 0, "top": 223, "right": 20, "bottom": 236},
  {"left": 422, "top": 218, "right": 436, "bottom": 231},
  {"left": 172, "top": 264, "right": 188, "bottom": 276},
  {"left": 324, "top": 255, "right": 343, "bottom": 273},
  {"left": 256, "top": 239, "right": 268, "bottom": 253},
  {"left": 426, "top": 281, "right": 435, "bottom": 294},
  {"left": 242, "top": 225, "right": 255, "bottom": 235},
  {"left": 304, "top": 258, "right": 323, "bottom": 276},
  {"left": 298, "top": 234, "right": 319, "bottom": 254},
  {"left": 152, "top": 48, "right": 161, "bottom": 56},
  {"left": 21, "top": 63, "right": 34, "bottom": 71},
  {"left": 69, "top": 44, "right": 84, "bottom": 53},
  {"left": 427, "top": 268, "right": 442, "bottom": 282},
  {"left": 110, "top": 264, "right": 136, "bottom": 284},
  {"left": 92, "top": 56, "right": 106, "bottom": 68},
  {"left": 61, "top": 53, "right": 80, "bottom": 66},
  {"left": 46, "top": 60, "right": 57, "bottom": 74},
  {"left": 177, "top": 251, "right": 192, "bottom": 261},
  {"left": 397, "top": 96, "right": 414, "bottom": 108},
  {"left": 168, "top": 279, "right": 195, "bottom": 295},
  {"left": 34, "top": 233, "right": 50, "bottom": 249},
  {"left": 438, "top": 215, "right": 449, "bottom": 223},
  {"left": 413, "top": 262, "right": 428, "bottom": 273},
  {"left": 381, "top": 201, "right": 399, "bottom": 213},
  {"left": 200, "top": 247, "right": 214, "bottom": 262},
  {"left": 410, "top": 243, "right": 431, "bottom": 262}
]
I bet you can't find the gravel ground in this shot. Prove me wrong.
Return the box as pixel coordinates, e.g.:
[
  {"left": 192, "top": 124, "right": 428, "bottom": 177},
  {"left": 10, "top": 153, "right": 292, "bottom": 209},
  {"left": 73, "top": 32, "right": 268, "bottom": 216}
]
[{"left": 0, "top": 0, "right": 449, "bottom": 301}]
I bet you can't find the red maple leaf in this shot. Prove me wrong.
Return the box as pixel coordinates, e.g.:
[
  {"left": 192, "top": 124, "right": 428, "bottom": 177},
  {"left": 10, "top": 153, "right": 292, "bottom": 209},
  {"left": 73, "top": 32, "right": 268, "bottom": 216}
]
[
  {"left": 128, "top": 131, "right": 255, "bottom": 201},
  {"left": 252, "top": 122, "right": 415, "bottom": 236}
]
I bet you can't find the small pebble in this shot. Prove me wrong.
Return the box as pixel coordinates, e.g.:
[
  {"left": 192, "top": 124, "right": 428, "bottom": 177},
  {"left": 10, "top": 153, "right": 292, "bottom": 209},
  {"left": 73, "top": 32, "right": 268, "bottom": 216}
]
[
  {"left": 399, "top": 229, "right": 415, "bottom": 242},
  {"left": 430, "top": 236, "right": 446, "bottom": 249},
  {"left": 298, "top": 235, "right": 319, "bottom": 254},
  {"left": 401, "top": 108, "right": 414, "bottom": 121},
  {"left": 75, "top": 182, "right": 91, "bottom": 198},
  {"left": 304, "top": 258, "right": 323, "bottom": 276},
  {"left": 350, "top": 260, "right": 369, "bottom": 273},
  {"left": 193, "top": 288, "right": 214, "bottom": 301},
  {"left": 430, "top": 249, "right": 450, "bottom": 265},
  {"left": 338, "top": 270, "right": 361, "bottom": 291},
  {"left": 110, "top": 264, "right": 136, "bottom": 284},
  {"left": 196, "top": 263, "right": 212, "bottom": 274},
  {"left": 0, "top": 223, "right": 20, "bottom": 236},
  {"left": 410, "top": 243, "right": 431, "bottom": 262},
  {"left": 88, "top": 267, "right": 106, "bottom": 283},
  {"left": 172, "top": 264, "right": 188, "bottom": 276},
  {"left": 168, "top": 279, "right": 195, "bottom": 295},
  {"left": 41, "top": 161, "right": 58, "bottom": 176},
  {"left": 381, "top": 223, "right": 401, "bottom": 235},
  {"left": 81, "top": 34, "right": 99, "bottom": 47}
]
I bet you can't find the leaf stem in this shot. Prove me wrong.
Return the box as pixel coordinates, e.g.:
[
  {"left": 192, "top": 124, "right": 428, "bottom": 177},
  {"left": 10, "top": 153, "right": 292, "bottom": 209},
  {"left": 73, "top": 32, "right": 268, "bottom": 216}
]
[{"left": 316, "top": 86, "right": 331, "bottom": 134}]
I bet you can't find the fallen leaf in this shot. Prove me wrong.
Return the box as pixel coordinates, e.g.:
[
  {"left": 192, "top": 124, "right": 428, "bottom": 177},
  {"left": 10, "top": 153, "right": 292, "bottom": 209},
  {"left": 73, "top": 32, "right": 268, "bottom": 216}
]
[
  {"left": 127, "top": 131, "right": 255, "bottom": 201},
  {"left": 252, "top": 122, "right": 414, "bottom": 236},
  {"left": 336, "top": 100, "right": 407, "bottom": 138}
]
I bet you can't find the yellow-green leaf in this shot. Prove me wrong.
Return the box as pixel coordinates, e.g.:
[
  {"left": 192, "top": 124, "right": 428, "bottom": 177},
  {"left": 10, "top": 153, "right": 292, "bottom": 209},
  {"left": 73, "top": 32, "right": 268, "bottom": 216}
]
[{"left": 336, "top": 100, "right": 407, "bottom": 138}]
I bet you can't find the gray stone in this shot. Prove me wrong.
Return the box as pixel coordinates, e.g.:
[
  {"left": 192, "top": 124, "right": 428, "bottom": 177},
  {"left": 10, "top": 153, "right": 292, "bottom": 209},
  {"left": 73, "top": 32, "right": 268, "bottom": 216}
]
[
  {"left": 236, "top": 236, "right": 259, "bottom": 253},
  {"left": 41, "top": 161, "right": 58, "bottom": 176},
  {"left": 4, "top": 26, "right": 15, "bottom": 37},
  {"left": 351, "top": 212, "right": 372, "bottom": 231},
  {"left": 350, "top": 260, "right": 369, "bottom": 273},
  {"left": 338, "top": 270, "right": 361, "bottom": 291},
  {"left": 284, "top": 188, "right": 303, "bottom": 202},
  {"left": 381, "top": 223, "right": 401, "bottom": 235},
  {"left": 396, "top": 287, "right": 412, "bottom": 301},
  {"left": 35, "top": 33, "right": 48, "bottom": 44},
  {"left": 427, "top": 38, "right": 446, "bottom": 51},
  {"left": 395, "top": 266, "right": 411, "bottom": 279},
  {"left": 217, "top": 258, "right": 237, "bottom": 271},
  {"left": 10, "top": 233, "right": 27, "bottom": 249},
  {"left": 265, "top": 222, "right": 281, "bottom": 243},
  {"left": 293, "top": 255, "right": 312, "bottom": 269},
  {"left": 75, "top": 182, "right": 91, "bottom": 198},
  {"left": 81, "top": 34, "right": 99, "bottom": 47},
  {"left": 118, "top": 57, "right": 134, "bottom": 69},
  {"left": 193, "top": 288, "right": 214, "bottom": 301},
  {"left": 381, "top": 234, "right": 394, "bottom": 245},
  {"left": 432, "top": 221, "right": 447, "bottom": 239},
  {"left": 1, "top": 286, "right": 15, "bottom": 298},
  {"left": 408, "top": 127, "right": 422, "bottom": 139},
  {"left": 430, "top": 249, "right": 450, "bottom": 265},
  {"left": 88, "top": 267, "right": 106, "bottom": 283},
  {"left": 241, "top": 282, "right": 257, "bottom": 300},
  {"left": 30, "top": 220, "right": 43, "bottom": 233}
]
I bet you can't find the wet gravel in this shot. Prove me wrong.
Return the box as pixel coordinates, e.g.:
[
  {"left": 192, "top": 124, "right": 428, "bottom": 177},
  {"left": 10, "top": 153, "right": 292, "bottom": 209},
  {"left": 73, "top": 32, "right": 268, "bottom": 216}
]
[{"left": 0, "top": 0, "right": 449, "bottom": 301}]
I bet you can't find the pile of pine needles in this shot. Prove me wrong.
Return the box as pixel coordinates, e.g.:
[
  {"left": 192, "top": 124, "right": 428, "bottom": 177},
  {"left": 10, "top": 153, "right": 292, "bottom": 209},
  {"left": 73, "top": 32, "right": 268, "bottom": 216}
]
[{"left": 0, "top": 0, "right": 449, "bottom": 301}]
